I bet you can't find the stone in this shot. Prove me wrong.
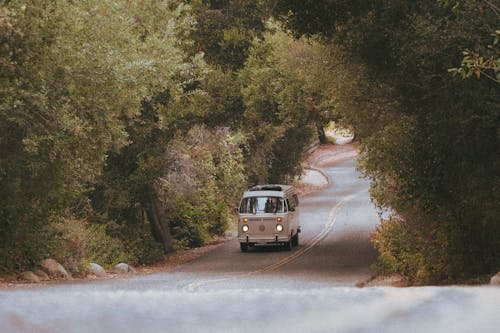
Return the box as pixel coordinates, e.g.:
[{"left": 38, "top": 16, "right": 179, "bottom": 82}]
[
  {"left": 40, "top": 259, "right": 70, "bottom": 279},
  {"left": 88, "top": 263, "right": 106, "bottom": 277},
  {"left": 113, "top": 263, "right": 135, "bottom": 275},
  {"left": 33, "top": 269, "right": 50, "bottom": 281},
  {"left": 19, "top": 271, "right": 40, "bottom": 283},
  {"left": 490, "top": 272, "right": 500, "bottom": 285}
]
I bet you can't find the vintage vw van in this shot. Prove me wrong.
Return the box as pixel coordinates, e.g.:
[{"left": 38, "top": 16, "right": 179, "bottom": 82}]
[{"left": 237, "top": 184, "right": 301, "bottom": 252}]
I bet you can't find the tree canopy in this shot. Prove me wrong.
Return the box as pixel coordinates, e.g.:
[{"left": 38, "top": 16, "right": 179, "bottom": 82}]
[
  {"left": 1, "top": 0, "right": 497, "bottom": 284},
  {"left": 276, "top": 0, "right": 499, "bottom": 284},
  {"left": 0, "top": 0, "right": 335, "bottom": 273}
]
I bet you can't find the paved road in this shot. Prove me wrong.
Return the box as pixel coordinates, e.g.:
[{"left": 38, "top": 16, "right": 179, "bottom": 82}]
[
  {"left": 1, "top": 148, "right": 499, "bottom": 333},
  {"left": 179, "top": 151, "right": 378, "bottom": 290}
]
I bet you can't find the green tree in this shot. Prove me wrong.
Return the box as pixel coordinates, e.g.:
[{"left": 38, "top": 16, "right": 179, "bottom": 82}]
[
  {"left": 238, "top": 24, "right": 337, "bottom": 183},
  {"left": 0, "top": 0, "right": 205, "bottom": 270},
  {"left": 275, "top": 0, "right": 500, "bottom": 283},
  {"left": 188, "top": 0, "right": 269, "bottom": 70}
]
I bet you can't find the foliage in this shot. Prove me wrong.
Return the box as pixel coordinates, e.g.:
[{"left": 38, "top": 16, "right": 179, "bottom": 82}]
[
  {"left": 156, "top": 126, "right": 245, "bottom": 249},
  {"left": 271, "top": 0, "right": 373, "bottom": 38},
  {"left": 449, "top": 30, "right": 500, "bottom": 83},
  {"left": 188, "top": 0, "right": 269, "bottom": 70},
  {"left": 46, "top": 217, "right": 132, "bottom": 275},
  {"left": 442, "top": 1, "right": 500, "bottom": 83},
  {"left": 0, "top": 0, "right": 209, "bottom": 271},
  {"left": 49, "top": 218, "right": 88, "bottom": 275},
  {"left": 278, "top": 0, "right": 500, "bottom": 283},
  {"left": 85, "top": 224, "right": 134, "bottom": 268},
  {"left": 238, "top": 23, "right": 342, "bottom": 183},
  {"left": 1, "top": 0, "right": 387, "bottom": 275}
]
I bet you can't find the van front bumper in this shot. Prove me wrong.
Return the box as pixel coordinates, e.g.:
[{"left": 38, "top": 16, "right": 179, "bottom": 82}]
[{"left": 238, "top": 235, "right": 290, "bottom": 244}]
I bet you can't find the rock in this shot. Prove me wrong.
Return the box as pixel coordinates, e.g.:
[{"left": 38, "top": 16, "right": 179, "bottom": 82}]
[
  {"left": 19, "top": 271, "right": 40, "bottom": 283},
  {"left": 88, "top": 263, "right": 106, "bottom": 277},
  {"left": 40, "top": 259, "right": 70, "bottom": 279},
  {"left": 490, "top": 272, "right": 500, "bottom": 285},
  {"left": 33, "top": 269, "right": 50, "bottom": 281},
  {"left": 113, "top": 263, "right": 136, "bottom": 275}
]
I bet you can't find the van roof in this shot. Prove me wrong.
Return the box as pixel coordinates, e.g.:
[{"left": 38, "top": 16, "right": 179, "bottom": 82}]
[
  {"left": 242, "top": 184, "right": 296, "bottom": 198},
  {"left": 248, "top": 184, "right": 292, "bottom": 192}
]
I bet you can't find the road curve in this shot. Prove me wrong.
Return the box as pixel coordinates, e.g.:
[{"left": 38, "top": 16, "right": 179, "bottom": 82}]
[
  {"left": 179, "top": 144, "right": 379, "bottom": 290},
  {"left": 1, "top": 145, "right": 498, "bottom": 333}
]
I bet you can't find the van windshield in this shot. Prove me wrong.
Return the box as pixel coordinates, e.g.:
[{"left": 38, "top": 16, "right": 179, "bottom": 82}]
[{"left": 239, "top": 196, "right": 285, "bottom": 214}]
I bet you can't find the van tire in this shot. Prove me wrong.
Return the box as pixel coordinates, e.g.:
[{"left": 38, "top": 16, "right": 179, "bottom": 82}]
[
  {"left": 240, "top": 243, "right": 249, "bottom": 252},
  {"left": 292, "top": 233, "right": 299, "bottom": 247},
  {"left": 283, "top": 240, "right": 292, "bottom": 251}
]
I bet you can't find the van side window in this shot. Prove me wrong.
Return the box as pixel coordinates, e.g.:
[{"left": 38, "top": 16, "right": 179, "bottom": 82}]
[
  {"left": 293, "top": 194, "right": 299, "bottom": 207},
  {"left": 286, "top": 198, "right": 295, "bottom": 211}
]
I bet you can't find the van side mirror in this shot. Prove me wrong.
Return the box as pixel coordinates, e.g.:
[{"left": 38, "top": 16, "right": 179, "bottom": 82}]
[
  {"left": 289, "top": 207, "right": 295, "bottom": 212},
  {"left": 234, "top": 208, "right": 240, "bottom": 214}
]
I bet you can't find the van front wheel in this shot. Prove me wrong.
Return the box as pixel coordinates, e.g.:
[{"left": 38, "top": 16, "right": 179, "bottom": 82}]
[
  {"left": 240, "top": 243, "right": 249, "bottom": 252},
  {"left": 292, "top": 233, "right": 299, "bottom": 247}
]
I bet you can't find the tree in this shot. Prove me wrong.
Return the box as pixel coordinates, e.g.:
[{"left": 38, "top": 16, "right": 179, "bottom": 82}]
[
  {"left": 188, "top": 0, "right": 269, "bottom": 70},
  {"left": 0, "top": 0, "right": 206, "bottom": 270},
  {"left": 238, "top": 24, "right": 339, "bottom": 183},
  {"left": 275, "top": 0, "right": 500, "bottom": 283}
]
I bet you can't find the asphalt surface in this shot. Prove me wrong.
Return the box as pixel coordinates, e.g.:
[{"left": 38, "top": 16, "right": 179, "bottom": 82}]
[
  {"left": 179, "top": 150, "right": 378, "bottom": 290},
  {"left": 4, "top": 147, "right": 497, "bottom": 333}
]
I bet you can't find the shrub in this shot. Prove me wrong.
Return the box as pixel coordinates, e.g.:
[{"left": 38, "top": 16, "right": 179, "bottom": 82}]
[
  {"left": 0, "top": 221, "right": 55, "bottom": 273},
  {"left": 170, "top": 201, "right": 212, "bottom": 249},
  {"left": 50, "top": 218, "right": 88, "bottom": 275},
  {"left": 85, "top": 224, "right": 132, "bottom": 269},
  {"left": 371, "top": 215, "right": 484, "bottom": 285},
  {"left": 371, "top": 217, "right": 408, "bottom": 277},
  {"left": 207, "top": 201, "right": 231, "bottom": 237},
  {"left": 117, "top": 223, "right": 165, "bottom": 266}
]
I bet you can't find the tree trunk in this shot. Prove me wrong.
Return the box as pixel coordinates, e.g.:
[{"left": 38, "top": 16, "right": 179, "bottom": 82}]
[
  {"left": 317, "top": 125, "right": 328, "bottom": 144},
  {"left": 145, "top": 190, "right": 173, "bottom": 253}
]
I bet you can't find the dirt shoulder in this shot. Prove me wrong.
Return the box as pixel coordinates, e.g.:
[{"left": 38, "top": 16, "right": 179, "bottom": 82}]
[{"left": 0, "top": 239, "right": 230, "bottom": 289}]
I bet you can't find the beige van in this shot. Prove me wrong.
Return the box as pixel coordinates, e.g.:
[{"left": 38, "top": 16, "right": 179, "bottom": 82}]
[{"left": 237, "top": 184, "right": 301, "bottom": 252}]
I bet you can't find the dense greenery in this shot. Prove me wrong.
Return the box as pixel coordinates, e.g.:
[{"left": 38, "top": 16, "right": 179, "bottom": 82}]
[
  {"left": 0, "top": 0, "right": 331, "bottom": 274},
  {"left": 276, "top": 0, "right": 499, "bottom": 284},
  {"left": 2, "top": 0, "right": 497, "bottom": 284}
]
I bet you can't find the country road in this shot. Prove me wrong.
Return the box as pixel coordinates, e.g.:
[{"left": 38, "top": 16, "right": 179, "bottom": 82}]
[{"left": 1, "top": 145, "right": 499, "bottom": 333}]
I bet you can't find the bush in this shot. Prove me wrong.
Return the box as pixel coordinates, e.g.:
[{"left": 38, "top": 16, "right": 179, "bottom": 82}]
[
  {"left": 49, "top": 218, "right": 88, "bottom": 275},
  {"left": 170, "top": 201, "right": 212, "bottom": 249},
  {"left": 0, "top": 221, "right": 55, "bottom": 273},
  {"left": 37, "top": 218, "right": 134, "bottom": 275},
  {"left": 85, "top": 224, "right": 132, "bottom": 269},
  {"left": 370, "top": 215, "right": 492, "bottom": 285},
  {"left": 207, "top": 201, "right": 231, "bottom": 237},
  {"left": 115, "top": 222, "right": 165, "bottom": 266}
]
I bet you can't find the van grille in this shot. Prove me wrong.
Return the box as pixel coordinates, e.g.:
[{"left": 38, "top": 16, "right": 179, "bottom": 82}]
[{"left": 247, "top": 217, "right": 275, "bottom": 223}]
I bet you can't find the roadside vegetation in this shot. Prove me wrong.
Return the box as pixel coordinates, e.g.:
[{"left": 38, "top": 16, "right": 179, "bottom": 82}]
[
  {"left": 1, "top": 0, "right": 498, "bottom": 284},
  {"left": 0, "top": 0, "right": 336, "bottom": 276},
  {"left": 275, "top": 0, "right": 499, "bottom": 284}
]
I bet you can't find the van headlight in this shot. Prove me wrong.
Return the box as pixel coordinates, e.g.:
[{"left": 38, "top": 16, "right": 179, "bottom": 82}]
[
  {"left": 242, "top": 225, "right": 249, "bottom": 232},
  {"left": 276, "top": 224, "right": 283, "bottom": 232}
]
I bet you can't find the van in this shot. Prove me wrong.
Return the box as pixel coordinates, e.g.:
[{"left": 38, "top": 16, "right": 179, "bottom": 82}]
[{"left": 237, "top": 184, "right": 301, "bottom": 252}]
